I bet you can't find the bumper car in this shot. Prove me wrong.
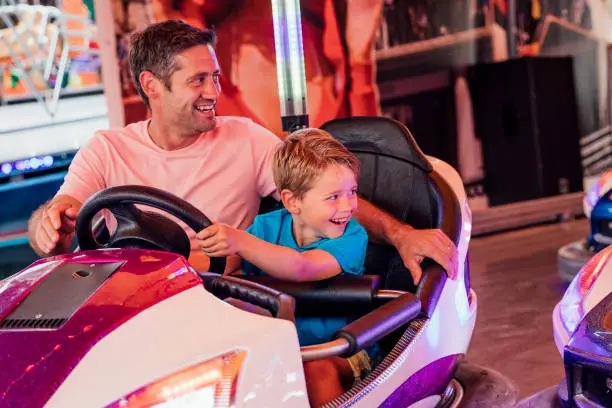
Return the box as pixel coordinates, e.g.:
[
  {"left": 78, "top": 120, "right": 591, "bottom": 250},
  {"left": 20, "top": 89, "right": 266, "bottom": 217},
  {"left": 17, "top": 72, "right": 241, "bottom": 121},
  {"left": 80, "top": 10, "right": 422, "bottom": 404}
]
[
  {"left": 552, "top": 242, "right": 612, "bottom": 407},
  {"left": 558, "top": 170, "right": 612, "bottom": 282},
  {"left": 0, "top": 117, "right": 477, "bottom": 407}
]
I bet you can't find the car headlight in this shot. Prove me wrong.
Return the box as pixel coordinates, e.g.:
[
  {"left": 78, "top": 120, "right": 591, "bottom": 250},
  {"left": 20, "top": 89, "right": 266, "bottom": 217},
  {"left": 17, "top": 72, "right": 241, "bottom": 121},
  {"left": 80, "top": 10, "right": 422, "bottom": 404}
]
[
  {"left": 106, "top": 350, "right": 246, "bottom": 408},
  {"left": 559, "top": 247, "right": 611, "bottom": 335}
]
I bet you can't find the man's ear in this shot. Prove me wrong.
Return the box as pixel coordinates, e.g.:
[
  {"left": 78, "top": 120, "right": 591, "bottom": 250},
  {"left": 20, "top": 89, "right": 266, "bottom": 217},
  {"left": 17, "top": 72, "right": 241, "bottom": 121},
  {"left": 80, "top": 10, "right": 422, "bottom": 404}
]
[
  {"left": 139, "top": 71, "right": 160, "bottom": 102},
  {"left": 280, "top": 189, "right": 300, "bottom": 215}
]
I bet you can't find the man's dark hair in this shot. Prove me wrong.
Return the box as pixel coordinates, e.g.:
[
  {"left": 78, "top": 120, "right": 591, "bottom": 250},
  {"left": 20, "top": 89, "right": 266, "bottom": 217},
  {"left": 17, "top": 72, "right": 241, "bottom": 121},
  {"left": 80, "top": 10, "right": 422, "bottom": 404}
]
[{"left": 128, "top": 20, "right": 216, "bottom": 107}]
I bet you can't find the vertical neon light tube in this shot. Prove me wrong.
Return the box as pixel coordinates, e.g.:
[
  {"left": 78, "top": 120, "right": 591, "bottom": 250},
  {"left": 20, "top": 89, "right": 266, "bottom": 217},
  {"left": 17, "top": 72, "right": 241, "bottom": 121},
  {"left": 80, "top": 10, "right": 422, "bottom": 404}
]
[{"left": 271, "top": 0, "right": 309, "bottom": 132}]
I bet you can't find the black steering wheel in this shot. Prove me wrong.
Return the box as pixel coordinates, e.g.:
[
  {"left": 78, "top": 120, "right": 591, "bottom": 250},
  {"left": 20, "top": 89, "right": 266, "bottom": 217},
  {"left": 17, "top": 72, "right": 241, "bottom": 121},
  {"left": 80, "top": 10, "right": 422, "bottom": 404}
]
[{"left": 75, "top": 185, "right": 226, "bottom": 273}]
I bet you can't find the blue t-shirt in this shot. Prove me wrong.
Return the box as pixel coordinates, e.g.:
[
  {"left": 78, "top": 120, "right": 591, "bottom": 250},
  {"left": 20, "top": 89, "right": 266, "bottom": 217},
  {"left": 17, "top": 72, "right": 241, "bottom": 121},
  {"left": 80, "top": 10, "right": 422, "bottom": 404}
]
[{"left": 242, "top": 208, "right": 368, "bottom": 346}]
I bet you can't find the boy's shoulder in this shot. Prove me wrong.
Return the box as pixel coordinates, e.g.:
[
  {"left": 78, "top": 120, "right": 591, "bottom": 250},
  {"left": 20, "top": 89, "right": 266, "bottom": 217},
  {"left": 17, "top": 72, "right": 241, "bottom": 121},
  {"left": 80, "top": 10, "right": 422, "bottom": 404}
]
[
  {"left": 249, "top": 208, "right": 291, "bottom": 237},
  {"left": 253, "top": 207, "right": 290, "bottom": 224},
  {"left": 344, "top": 217, "right": 367, "bottom": 237}
]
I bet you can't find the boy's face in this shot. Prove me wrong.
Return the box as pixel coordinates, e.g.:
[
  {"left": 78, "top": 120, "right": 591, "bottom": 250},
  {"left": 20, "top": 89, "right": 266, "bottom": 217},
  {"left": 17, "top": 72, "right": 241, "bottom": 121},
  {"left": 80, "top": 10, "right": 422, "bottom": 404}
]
[{"left": 289, "top": 164, "right": 358, "bottom": 245}]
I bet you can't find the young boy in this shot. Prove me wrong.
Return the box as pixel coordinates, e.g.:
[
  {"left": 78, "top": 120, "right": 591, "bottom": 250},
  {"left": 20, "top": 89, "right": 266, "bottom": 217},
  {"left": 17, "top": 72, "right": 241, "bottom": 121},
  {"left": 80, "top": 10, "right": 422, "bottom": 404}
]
[{"left": 196, "top": 128, "right": 373, "bottom": 406}]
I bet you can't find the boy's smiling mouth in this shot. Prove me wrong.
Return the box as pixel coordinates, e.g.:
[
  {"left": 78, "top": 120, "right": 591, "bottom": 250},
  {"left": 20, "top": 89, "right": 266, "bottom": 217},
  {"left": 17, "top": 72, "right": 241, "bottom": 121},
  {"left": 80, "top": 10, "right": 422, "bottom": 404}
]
[{"left": 329, "top": 216, "right": 351, "bottom": 225}]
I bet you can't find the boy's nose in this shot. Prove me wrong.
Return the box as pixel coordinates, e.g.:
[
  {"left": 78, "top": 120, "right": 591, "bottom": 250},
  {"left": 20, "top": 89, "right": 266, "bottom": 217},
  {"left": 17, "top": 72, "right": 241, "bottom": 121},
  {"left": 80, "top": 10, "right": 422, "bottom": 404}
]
[{"left": 338, "top": 196, "right": 353, "bottom": 212}]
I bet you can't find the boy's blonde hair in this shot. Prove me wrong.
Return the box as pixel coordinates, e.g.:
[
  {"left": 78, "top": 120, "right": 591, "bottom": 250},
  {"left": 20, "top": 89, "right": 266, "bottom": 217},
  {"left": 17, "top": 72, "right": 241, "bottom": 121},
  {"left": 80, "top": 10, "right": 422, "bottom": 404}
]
[{"left": 273, "top": 128, "right": 360, "bottom": 198}]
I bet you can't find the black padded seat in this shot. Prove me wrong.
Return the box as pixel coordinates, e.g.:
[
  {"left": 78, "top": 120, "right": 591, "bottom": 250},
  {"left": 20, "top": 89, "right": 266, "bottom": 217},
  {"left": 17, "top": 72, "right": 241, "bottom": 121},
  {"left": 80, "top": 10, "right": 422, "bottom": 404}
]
[{"left": 321, "top": 116, "right": 462, "bottom": 292}]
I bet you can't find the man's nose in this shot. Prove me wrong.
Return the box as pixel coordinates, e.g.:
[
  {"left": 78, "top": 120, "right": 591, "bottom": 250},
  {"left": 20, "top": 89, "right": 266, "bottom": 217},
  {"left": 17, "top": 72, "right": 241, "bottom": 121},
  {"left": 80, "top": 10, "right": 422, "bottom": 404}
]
[{"left": 202, "top": 76, "right": 221, "bottom": 98}]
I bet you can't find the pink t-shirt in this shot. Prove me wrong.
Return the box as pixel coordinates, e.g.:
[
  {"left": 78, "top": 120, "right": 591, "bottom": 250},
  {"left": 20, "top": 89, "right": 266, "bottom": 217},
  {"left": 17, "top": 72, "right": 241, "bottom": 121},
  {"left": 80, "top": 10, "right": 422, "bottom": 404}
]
[{"left": 57, "top": 116, "right": 281, "bottom": 254}]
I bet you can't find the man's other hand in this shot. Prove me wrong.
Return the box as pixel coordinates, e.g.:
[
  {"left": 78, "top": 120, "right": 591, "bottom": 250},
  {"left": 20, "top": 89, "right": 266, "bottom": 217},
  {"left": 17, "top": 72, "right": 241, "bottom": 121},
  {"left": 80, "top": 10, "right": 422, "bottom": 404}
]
[{"left": 391, "top": 226, "right": 458, "bottom": 285}]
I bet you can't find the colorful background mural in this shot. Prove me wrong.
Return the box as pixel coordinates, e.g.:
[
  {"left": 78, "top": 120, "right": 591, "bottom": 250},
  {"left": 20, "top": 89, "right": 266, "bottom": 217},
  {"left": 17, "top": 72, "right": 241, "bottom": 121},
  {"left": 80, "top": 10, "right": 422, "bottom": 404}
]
[{"left": 106, "top": 0, "right": 610, "bottom": 202}]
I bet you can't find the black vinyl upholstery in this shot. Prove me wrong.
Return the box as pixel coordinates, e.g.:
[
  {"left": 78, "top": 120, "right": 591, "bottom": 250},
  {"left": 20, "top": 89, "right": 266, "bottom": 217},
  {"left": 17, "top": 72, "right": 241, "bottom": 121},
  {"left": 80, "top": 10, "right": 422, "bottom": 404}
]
[
  {"left": 236, "top": 274, "right": 380, "bottom": 317},
  {"left": 247, "top": 117, "right": 464, "bottom": 320},
  {"left": 321, "top": 116, "right": 461, "bottom": 294}
]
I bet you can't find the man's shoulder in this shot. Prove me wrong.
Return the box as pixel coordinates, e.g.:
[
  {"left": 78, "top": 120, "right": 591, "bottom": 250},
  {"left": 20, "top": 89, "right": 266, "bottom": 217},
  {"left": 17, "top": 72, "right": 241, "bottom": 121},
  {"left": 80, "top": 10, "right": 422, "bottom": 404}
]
[
  {"left": 91, "top": 120, "right": 148, "bottom": 145},
  {"left": 216, "top": 115, "right": 257, "bottom": 128},
  {"left": 215, "top": 116, "right": 279, "bottom": 140}
]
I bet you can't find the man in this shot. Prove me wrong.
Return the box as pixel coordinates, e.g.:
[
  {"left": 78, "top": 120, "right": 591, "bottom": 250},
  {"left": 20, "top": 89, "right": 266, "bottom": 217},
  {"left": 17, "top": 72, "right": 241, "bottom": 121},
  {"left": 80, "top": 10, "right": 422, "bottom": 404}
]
[{"left": 28, "top": 20, "right": 456, "bottom": 283}]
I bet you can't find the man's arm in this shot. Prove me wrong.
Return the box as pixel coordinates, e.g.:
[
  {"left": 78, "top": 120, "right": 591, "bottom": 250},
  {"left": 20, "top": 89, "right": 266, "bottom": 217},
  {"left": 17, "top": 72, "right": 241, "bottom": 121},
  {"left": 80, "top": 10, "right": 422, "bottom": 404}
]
[
  {"left": 354, "top": 197, "right": 457, "bottom": 284},
  {"left": 28, "top": 195, "right": 82, "bottom": 257},
  {"left": 28, "top": 130, "right": 107, "bottom": 258}
]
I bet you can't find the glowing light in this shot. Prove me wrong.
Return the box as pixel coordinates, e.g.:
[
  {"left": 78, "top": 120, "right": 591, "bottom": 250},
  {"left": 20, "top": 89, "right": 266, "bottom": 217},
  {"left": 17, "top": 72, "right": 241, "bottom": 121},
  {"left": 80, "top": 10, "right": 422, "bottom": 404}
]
[
  {"left": 15, "top": 160, "right": 27, "bottom": 171},
  {"left": 271, "top": 0, "right": 308, "bottom": 127},
  {"left": 167, "top": 267, "right": 189, "bottom": 280},
  {"left": 43, "top": 155, "right": 53, "bottom": 166},
  {"left": 107, "top": 351, "right": 246, "bottom": 408},
  {"left": 2, "top": 154, "right": 56, "bottom": 176}
]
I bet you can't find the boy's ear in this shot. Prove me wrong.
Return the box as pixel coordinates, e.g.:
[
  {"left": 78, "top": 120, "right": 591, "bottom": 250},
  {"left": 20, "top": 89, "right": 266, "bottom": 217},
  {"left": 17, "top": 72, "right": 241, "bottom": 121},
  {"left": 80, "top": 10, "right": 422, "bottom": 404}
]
[{"left": 280, "top": 189, "right": 300, "bottom": 214}]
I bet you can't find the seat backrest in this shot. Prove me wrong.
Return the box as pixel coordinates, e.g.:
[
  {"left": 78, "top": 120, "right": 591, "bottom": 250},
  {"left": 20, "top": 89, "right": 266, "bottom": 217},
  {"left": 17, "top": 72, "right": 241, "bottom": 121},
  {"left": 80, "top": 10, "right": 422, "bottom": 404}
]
[{"left": 321, "top": 116, "right": 445, "bottom": 291}]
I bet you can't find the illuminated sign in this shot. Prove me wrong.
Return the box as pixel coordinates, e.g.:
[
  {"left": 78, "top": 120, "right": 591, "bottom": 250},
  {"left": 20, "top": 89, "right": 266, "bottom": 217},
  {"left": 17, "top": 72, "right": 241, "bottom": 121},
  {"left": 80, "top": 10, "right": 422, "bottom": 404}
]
[{"left": 0, "top": 152, "right": 75, "bottom": 179}]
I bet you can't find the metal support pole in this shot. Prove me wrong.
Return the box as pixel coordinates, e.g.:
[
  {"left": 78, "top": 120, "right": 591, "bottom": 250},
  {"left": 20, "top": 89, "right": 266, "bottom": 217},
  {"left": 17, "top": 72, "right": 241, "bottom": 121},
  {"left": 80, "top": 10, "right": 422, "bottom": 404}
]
[
  {"left": 271, "top": 0, "right": 309, "bottom": 133},
  {"left": 507, "top": 0, "right": 517, "bottom": 58}
]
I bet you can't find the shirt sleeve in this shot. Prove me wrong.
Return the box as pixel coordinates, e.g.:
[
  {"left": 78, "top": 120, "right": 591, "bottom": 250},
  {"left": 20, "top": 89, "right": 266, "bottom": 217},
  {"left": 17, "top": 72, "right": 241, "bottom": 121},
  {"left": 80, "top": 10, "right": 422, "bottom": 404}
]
[
  {"left": 249, "top": 121, "right": 281, "bottom": 201},
  {"left": 240, "top": 215, "right": 266, "bottom": 275},
  {"left": 316, "top": 220, "right": 368, "bottom": 275},
  {"left": 56, "top": 133, "right": 107, "bottom": 204}
]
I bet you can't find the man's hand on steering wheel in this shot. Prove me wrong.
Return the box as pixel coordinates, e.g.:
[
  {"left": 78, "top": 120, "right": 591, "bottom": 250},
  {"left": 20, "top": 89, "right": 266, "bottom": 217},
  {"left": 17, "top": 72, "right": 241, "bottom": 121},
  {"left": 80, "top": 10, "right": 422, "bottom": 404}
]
[
  {"left": 391, "top": 225, "right": 458, "bottom": 285},
  {"left": 32, "top": 197, "right": 81, "bottom": 256}
]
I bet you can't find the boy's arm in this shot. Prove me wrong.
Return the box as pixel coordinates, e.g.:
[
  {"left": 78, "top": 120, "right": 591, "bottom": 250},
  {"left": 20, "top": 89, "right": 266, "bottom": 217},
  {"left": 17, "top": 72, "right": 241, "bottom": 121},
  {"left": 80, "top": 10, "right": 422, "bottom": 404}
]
[
  {"left": 237, "top": 232, "right": 342, "bottom": 282},
  {"left": 196, "top": 224, "right": 342, "bottom": 282},
  {"left": 224, "top": 255, "right": 243, "bottom": 275}
]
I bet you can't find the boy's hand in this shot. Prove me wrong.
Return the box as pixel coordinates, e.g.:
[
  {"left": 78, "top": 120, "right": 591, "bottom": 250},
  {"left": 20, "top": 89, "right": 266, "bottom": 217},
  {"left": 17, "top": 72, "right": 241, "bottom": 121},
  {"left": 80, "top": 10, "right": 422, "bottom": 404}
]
[{"left": 196, "top": 222, "right": 244, "bottom": 257}]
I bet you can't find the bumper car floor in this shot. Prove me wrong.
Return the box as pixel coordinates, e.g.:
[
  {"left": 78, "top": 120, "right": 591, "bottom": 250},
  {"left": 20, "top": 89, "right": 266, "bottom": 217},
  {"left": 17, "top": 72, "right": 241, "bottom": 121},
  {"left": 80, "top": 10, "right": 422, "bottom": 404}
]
[{"left": 462, "top": 218, "right": 589, "bottom": 406}]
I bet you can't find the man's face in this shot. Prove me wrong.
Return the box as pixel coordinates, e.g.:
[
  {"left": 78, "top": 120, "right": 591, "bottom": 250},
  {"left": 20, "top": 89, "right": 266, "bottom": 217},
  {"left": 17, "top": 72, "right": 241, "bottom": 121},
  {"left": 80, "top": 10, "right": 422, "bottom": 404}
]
[{"left": 159, "top": 44, "right": 222, "bottom": 135}]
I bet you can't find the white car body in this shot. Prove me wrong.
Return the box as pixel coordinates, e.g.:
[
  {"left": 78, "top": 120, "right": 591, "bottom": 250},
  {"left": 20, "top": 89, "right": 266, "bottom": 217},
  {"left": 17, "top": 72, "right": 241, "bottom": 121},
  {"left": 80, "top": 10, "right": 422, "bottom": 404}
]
[{"left": 553, "top": 245, "right": 612, "bottom": 355}]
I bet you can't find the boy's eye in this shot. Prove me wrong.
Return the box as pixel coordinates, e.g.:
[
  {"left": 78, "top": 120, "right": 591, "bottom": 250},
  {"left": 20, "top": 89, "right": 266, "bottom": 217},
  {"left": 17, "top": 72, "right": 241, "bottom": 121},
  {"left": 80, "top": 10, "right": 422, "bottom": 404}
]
[
  {"left": 349, "top": 189, "right": 358, "bottom": 197},
  {"left": 327, "top": 195, "right": 338, "bottom": 200}
]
